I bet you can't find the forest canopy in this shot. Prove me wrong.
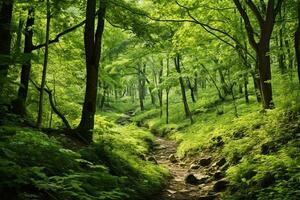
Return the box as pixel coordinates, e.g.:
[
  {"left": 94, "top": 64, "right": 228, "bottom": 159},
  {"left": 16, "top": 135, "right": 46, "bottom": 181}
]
[{"left": 0, "top": 0, "right": 300, "bottom": 199}]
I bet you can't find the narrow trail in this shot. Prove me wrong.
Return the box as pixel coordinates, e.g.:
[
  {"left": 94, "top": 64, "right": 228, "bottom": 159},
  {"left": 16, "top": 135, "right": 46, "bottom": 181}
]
[
  {"left": 117, "top": 111, "right": 226, "bottom": 200},
  {"left": 150, "top": 137, "right": 221, "bottom": 200}
]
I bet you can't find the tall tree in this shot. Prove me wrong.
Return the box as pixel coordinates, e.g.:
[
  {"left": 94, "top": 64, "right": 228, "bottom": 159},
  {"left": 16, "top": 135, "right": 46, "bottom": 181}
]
[
  {"left": 37, "top": 0, "right": 51, "bottom": 128},
  {"left": 77, "top": 0, "right": 107, "bottom": 142},
  {"left": 295, "top": 0, "right": 300, "bottom": 84},
  {"left": 11, "top": 7, "right": 35, "bottom": 115},
  {"left": 234, "top": 0, "right": 283, "bottom": 109},
  {"left": 174, "top": 54, "right": 193, "bottom": 123},
  {"left": 0, "top": 0, "right": 13, "bottom": 95},
  {"left": 158, "top": 60, "right": 163, "bottom": 117}
]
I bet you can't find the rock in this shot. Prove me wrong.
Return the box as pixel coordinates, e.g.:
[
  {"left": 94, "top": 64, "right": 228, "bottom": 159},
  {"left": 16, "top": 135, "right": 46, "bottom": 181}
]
[
  {"left": 179, "top": 189, "right": 189, "bottom": 194},
  {"left": 198, "top": 175, "right": 210, "bottom": 184},
  {"left": 213, "top": 171, "right": 224, "bottom": 180},
  {"left": 190, "top": 163, "right": 201, "bottom": 170},
  {"left": 216, "top": 158, "right": 226, "bottom": 167},
  {"left": 185, "top": 173, "right": 199, "bottom": 185},
  {"left": 147, "top": 156, "right": 158, "bottom": 164},
  {"left": 169, "top": 154, "right": 177, "bottom": 163},
  {"left": 166, "top": 189, "right": 177, "bottom": 194},
  {"left": 213, "top": 179, "right": 229, "bottom": 192},
  {"left": 199, "top": 156, "right": 212, "bottom": 166}
]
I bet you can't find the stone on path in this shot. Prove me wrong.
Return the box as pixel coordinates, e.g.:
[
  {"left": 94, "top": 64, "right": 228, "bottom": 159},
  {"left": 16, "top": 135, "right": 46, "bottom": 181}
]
[
  {"left": 198, "top": 156, "right": 212, "bottom": 166},
  {"left": 190, "top": 163, "right": 201, "bottom": 170},
  {"left": 169, "top": 154, "right": 177, "bottom": 163},
  {"left": 167, "top": 189, "right": 177, "bottom": 194},
  {"left": 184, "top": 173, "right": 199, "bottom": 185},
  {"left": 213, "top": 179, "right": 229, "bottom": 192},
  {"left": 216, "top": 158, "right": 226, "bottom": 167}
]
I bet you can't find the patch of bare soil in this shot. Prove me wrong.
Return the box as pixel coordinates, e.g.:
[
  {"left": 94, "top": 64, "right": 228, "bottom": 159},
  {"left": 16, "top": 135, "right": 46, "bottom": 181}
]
[{"left": 150, "top": 137, "right": 227, "bottom": 200}]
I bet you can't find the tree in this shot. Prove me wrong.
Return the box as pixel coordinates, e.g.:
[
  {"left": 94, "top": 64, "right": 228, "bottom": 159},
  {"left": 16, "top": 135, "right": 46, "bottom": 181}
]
[
  {"left": 77, "top": 0, "right": 107, "bottom": 142},
  {"left": 174, "top": 54, "right": 193, "bottom": 123},
  {"left": 37, "top": 0, "right": 51, "bottom": 128},
  {"left": 233, "top": 0, "right": 283, "bottom": 109},
  {"left": 11, "top": 7, "right": 35, "bottom": 115},
  {"left": 0, "top": 0, "right": 13, "bottom": 95},
  {"left": 295, "top": 0, "right": 300, "bottom": 84}
]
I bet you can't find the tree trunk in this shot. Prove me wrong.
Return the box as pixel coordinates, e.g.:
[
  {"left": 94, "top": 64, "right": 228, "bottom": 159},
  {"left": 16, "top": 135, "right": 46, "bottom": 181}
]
[
  {"left": 166, "top": 58, "right": 170, "bottom": 124},
  {"left": 194, "top": 71, "right": 198, "bottom": 97},
  {"left": 295, "top": 0, "right": 300, "bottom": 84},
  {"left": 77, "top": 0, "right": 106, "bottom": 142},
  {"left": 11, "top": 8, "right": 34, "bottom": 115},
  {"left": 174, "top": 54, "right": 193, "bottom": 123},
  {"left": 187, "top": 78, "right": 196, "bottom": 103},
  {"left": 234, "top": 0, "right": 283, "bottom": 109},
  {"left": 138, "top": 65, "right": 145, "bottom": 111},
  {"left": 149, "top": 87, "right": 156, "bottom": 105},
  {"left": 37, "top": 0, "right": 51, "bottom": 128},
  {"left": 0, "top": 1, "right": 13, "bottom": 95},
  {"left": 277, "top": 10, "right": 286, "bottom": 74},
  {"left": 201, "top": 64, "right": 224, "bottom": 101},
  {"left": 257, "top": 45, "right": 274, "bottom": 109},
  {"left": 244, "top": 74, "right": 249, "bottom": 104},
  {"left": 158, "top": 60, "right": 163, "bottom": 118},
  {"left": 218, "top": 69, "right": 229, "bottom": 96}
]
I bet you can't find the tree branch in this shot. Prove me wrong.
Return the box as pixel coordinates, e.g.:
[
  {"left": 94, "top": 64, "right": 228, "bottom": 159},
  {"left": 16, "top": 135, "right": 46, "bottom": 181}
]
[
  {"left": 233, "top": 0, "right": 258, "bottom": 51},
  {"left": 32, "top": 20, "right": 86, "bottom": 50},
  {"left": 30, "top": 79, "right": 71, "bottom": 129},
  {"left": 246, "top": 0, "right": 265, "bottom": 28}
]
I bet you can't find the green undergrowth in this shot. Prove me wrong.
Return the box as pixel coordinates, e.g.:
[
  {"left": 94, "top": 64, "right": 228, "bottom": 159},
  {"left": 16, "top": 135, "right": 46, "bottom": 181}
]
[
  {"left": 132, "top": 85, "right": 300, "bottom": 199},
  {"left": 0, "top": 115, "right": 168, "bottom": 200}
]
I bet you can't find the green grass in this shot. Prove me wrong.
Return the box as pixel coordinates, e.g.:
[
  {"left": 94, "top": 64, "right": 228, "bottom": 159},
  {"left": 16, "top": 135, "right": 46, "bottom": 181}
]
[
  {"left": 0, "top": 113, "right": 168, "bottom": 200},
  {"left": 130, "top": 77, "right": 300, "bottom": 200}
]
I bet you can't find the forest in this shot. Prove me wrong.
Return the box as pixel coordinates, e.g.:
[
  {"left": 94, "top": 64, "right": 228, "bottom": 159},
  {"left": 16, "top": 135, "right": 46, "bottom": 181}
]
[{"left": 0, "top": 0, "right": 300, "bottom": 199}]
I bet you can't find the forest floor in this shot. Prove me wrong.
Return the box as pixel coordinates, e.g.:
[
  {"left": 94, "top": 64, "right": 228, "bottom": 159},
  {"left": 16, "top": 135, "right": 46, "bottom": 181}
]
[
  {"left": 150, "top": 136, "right": 222, "bottom": 200},
  {"left": 117, "top": 111, "right": 227, "bottom": 200}
]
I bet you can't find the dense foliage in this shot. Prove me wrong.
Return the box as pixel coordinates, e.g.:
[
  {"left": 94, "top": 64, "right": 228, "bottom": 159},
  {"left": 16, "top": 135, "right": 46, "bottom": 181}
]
[{"left": 1, "top": 0, "right": 300, "bottom": 199}]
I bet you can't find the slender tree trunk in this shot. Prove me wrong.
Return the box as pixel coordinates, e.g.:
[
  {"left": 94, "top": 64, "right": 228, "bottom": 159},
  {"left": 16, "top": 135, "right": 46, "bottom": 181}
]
[
  {"left": 174, "top": 54, "right": 193, "bottom": 123},
  {"left": 12, "top": 8, "right": 35, "bottom": 115},
  {"left": 295, "top": 0, "right": 300, "bottom": 84},
  {"left": 149, "top": 87, "right": 156, "bottom": 105},
  {"left": 0, "top": 1, "right": 13, "bottom": 95},
  {"left": 77, "top": 0, "right": 106, "bottom": 142},
  {"left": 201, "top": 64, "right": 224, "bottom": 101},
  {"left": 194, "top": 71, "right": 198, "bottom": 97},
  {"left": 37, "top": 0, "right": 51, "bottom": 128},
  {"left": 138, "top": 65, "right": 145, "bottom": 111},
  {"left": 187, "top": 78, "right": 196, "bottom": 103},
  {"left": 158, "top": 60, "right": 163, "bottom": 117},
  {"left": 218, "top": 69, "right": 229, "bottom": 96},
  {"left": 244, "top": 74, "right": 249, "bottom": 104},
  {"left": 166, "top": 58, "right": 170, "bottom": 124},
  {"left": 257, "top": 44, "right": 274, "bottom": 109},
  {"left": 100, "top": 85, "right": 107, "bottom": 111},
  {"left": 277, "top": 10, "right": 286, "bottom": 74}
]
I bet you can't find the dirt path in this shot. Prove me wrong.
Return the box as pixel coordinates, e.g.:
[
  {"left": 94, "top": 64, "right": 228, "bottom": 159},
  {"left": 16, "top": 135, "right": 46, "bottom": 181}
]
[
  {"left": 150, "top": 137, "right": 222, "bottom": 200},
  {"left": 117, "top": 112, "right": 226, "bottom": 200}
]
